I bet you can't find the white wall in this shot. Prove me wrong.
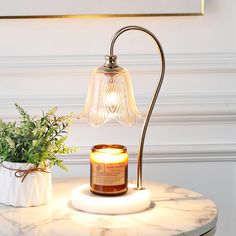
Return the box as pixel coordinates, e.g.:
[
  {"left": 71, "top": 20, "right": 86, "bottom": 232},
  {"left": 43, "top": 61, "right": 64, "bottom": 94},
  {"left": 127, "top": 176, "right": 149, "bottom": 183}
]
[{"left": 0, "top": 0, "right": 235, "bottom": 235}]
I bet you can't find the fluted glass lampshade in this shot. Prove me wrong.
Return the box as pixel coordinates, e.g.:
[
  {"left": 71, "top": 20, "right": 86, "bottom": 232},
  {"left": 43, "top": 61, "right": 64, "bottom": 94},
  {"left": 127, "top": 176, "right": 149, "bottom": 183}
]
[{"left": 80, "top": 64, "right": 140, "bottom": 126}]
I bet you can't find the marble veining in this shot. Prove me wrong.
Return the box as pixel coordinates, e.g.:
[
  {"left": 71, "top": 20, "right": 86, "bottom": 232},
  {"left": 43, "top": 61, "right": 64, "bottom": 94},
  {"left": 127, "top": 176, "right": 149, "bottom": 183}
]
[{"left": 0, "top": 178, "right": 217, "bottom": 236}]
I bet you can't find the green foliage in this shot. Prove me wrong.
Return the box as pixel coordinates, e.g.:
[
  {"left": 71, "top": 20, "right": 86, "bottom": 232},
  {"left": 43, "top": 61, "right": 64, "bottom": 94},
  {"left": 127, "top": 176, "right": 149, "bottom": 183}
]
[{"left": 0, "top": 104, "right": 77, "bottom": 170}]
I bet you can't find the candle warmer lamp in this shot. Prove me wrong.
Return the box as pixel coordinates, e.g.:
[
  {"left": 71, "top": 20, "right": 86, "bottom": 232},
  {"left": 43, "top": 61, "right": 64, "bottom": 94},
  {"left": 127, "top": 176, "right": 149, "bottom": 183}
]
[{"left": 71, "top": 26, "right": 165, "bottom": 214}]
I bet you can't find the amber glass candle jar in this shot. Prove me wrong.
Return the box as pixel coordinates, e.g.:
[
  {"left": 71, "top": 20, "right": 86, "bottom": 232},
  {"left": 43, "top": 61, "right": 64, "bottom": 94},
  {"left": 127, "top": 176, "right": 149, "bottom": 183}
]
[{"left": 90, "top": 144, "right": 128, "bottom": 196}]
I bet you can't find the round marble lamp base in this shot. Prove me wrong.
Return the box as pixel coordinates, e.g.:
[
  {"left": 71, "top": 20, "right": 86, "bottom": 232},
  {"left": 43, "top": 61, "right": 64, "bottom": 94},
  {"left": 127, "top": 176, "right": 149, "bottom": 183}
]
[{"left": 71, "top": 184, "right": 151, "bottom": 215}]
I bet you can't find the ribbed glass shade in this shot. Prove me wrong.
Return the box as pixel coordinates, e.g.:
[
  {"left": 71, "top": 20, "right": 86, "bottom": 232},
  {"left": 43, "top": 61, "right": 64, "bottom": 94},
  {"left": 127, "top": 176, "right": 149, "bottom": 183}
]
[{"left": 80, "top": 66, "right": 140, "bottom": 126}]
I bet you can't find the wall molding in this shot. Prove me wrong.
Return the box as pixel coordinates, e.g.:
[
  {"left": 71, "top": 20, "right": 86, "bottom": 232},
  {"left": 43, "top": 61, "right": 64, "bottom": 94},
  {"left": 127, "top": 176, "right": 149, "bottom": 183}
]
[
  {"left": 0, "top": 53, "right": 235, "bottom": 164},
  {"left": 0, "top": 52, "right": 235, "bottom": 126},
  {"left": 0, "top": 91, "right": 236, "bottom": 125},
  {"left": 60, "top": 143, "right": 236, "bottom": 164},
  {"left": 0, "top": 52, "right": 235, "bottom": 74}
]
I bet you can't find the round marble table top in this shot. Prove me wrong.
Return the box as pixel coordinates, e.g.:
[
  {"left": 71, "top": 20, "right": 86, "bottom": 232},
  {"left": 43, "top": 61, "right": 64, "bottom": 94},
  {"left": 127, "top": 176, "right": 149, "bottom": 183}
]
[{"left": 0, "top": 178, "right": 217, "bottom": 236}]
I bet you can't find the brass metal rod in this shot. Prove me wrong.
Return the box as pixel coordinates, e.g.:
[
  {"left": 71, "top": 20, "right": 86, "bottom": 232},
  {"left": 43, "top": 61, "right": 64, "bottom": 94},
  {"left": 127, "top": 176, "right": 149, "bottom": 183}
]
[{"left": 109, "top": 26, "right": 166, "bottom": 190}]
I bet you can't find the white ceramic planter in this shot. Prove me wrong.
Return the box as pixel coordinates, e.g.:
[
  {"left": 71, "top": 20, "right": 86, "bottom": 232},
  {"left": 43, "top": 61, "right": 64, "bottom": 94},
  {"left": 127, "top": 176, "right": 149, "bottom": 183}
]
[{"left": 0, "top": 161, "right": 52, "bottom": 207}]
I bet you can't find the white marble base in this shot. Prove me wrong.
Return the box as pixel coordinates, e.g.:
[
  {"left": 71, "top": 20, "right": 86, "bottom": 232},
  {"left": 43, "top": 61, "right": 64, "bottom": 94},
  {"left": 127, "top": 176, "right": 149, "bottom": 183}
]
[{"left": 71, "top": 184, "right": 151, "bottom": 214}]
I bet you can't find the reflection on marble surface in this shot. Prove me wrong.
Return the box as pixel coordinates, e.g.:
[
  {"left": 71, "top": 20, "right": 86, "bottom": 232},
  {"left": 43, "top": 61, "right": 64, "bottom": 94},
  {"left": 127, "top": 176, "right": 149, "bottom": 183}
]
[{"left": 0, "top": 178, "right": 217, "bottom": 236}]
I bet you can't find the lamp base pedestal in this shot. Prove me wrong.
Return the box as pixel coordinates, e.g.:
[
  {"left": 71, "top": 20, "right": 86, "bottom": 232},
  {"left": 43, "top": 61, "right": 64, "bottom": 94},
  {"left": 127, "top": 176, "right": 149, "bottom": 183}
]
[{"left": 71, "top": 184, "right": 151, "bottom": 215}]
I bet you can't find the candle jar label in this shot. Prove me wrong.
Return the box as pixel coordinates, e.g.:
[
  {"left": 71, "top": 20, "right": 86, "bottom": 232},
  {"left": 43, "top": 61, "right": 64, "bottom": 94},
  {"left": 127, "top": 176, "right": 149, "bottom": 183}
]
[{"left": 92, "top": 162, "right": 126, "bottom": 186}]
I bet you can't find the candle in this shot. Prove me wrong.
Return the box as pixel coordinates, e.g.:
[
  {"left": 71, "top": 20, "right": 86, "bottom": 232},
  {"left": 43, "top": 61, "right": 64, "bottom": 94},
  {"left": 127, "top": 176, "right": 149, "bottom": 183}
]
[{"left": 90, "top": 144, "right": 128, "bottom": 195}]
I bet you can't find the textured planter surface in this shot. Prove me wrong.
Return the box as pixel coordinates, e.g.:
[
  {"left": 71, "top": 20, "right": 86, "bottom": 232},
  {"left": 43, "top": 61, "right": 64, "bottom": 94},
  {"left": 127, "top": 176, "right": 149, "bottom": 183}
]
[{"left": 0, "top": 161, "right": 52, "bottom": 207}]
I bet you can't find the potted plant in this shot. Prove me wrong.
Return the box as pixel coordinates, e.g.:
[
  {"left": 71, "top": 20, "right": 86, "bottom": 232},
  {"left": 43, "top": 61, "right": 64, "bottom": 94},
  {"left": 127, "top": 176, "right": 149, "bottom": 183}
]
[{"left": 0, "top": 104, "right": 76, "bottom": 207}]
